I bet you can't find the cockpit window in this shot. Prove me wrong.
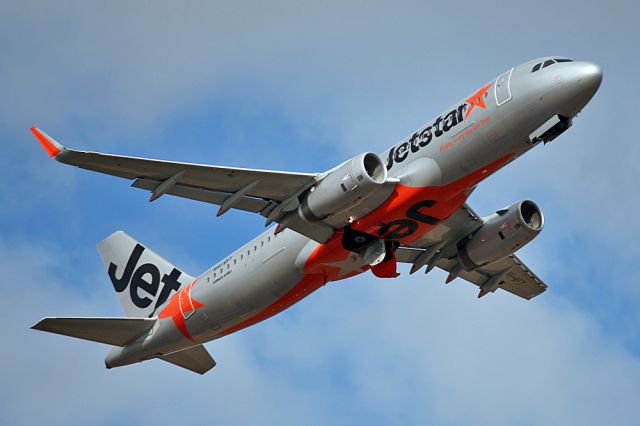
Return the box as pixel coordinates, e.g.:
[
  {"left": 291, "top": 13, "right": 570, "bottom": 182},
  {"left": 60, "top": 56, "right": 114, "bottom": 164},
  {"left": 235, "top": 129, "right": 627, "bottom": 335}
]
[{"left": 532, "top": 58, "right": 572, "bottom": 73}]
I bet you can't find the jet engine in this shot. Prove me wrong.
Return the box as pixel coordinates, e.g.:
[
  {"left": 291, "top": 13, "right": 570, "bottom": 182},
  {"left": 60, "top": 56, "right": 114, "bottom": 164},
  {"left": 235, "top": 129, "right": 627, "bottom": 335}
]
[
  {"left": 299, "top": 152, "right": 388, "bottom": 222},
  {"left": 457, "top": 200, "right": 544, "bottom": 269}
]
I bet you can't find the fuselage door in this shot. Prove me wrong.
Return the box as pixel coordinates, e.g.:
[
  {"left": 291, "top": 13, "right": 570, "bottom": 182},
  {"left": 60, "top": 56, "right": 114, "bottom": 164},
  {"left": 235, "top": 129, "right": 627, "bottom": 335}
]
[
  {"left": 179, "top": 285, "right": 196, "bottom": 319},
  {"left": 495, "top": 68, "right": 513, "bottom": 106}
]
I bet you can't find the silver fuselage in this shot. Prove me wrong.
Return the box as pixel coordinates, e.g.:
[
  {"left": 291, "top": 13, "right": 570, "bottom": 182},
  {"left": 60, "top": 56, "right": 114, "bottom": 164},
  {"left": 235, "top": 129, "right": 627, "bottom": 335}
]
[{"left": 106, "top": 57, "right": 602, "bottom": 368}]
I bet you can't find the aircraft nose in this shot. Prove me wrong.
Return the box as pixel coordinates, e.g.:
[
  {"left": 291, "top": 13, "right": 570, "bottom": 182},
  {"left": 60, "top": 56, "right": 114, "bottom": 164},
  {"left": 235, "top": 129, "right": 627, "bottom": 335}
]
[
  {"left": 577, "top": 62, "right": 603, "bottom": 96},
  {"left": 555, "top": 61, "right": 603, "bottom": 117}
]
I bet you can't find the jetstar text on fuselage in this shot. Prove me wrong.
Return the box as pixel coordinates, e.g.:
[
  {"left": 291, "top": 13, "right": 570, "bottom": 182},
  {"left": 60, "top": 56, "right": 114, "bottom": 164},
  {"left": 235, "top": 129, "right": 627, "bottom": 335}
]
[{"left": 385, "top": 83, "right": 493, "bottom": 170}]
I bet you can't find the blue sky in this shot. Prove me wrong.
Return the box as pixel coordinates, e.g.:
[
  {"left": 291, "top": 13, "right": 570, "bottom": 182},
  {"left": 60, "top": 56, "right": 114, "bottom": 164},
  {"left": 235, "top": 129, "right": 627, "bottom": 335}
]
[{"left": 2, "top": 1, "right": 639, "bottom": 425}]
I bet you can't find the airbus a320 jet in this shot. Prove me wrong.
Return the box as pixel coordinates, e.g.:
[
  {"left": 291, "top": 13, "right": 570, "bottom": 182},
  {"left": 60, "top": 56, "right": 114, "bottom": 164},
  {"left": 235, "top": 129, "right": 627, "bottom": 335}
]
[{"left": 31, "top": 57, "right": 602, "bottom": 374}]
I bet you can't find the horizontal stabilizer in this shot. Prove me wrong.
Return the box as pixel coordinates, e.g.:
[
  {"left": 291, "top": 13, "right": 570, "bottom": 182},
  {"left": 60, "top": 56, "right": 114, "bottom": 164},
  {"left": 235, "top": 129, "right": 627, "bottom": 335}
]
[
  {"left": 32, "top": 317, "right": 156, "bottom": 346},
  {"left": 160, "top": 344, "right": 216, "bottom": 375}
]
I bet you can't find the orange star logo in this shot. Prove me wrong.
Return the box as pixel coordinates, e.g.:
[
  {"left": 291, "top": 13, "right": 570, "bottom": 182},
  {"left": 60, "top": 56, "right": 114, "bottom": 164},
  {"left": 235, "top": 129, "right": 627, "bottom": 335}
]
[
  {"left": 159, "top": 280, "right": 204, "bottom": 342},
  {"left": 464, "top": 83, "right": 493, "bottom": 119}
]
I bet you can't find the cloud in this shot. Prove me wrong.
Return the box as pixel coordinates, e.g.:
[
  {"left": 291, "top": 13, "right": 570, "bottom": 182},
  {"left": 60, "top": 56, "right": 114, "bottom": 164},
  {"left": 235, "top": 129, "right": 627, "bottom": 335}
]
[
  {"left": 2, "top": 1, "right": 639, "bottom": 425},
  {"left": 3, "top": 1, "right": 629, "bottom": 142},
  {"left": 0, "top": 237, "right": 330, "bottom": 426},
  {"left": 255, "top": 272, "right": 640, "bottom": 425},
  {"left": 3, "top": 237, "right": 639, "bottom": 426}
]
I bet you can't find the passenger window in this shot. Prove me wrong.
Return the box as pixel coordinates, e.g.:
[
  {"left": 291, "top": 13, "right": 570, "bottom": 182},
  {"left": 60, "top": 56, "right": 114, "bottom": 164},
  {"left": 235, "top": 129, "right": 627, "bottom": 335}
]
[
  {"left": 532, "top": 63, "right": 541, "bottom": 72},
  {"left": 254, "top": 245, "right": 257, "bottom": 252},
  {"left": 542, "top": 59, "right": 555, "bottom": 68},
  {"left": 261, "top": 241, "right": 264, "bottom": 247},
  {"left": 233, "top": 259, "right": 237, "bottom": 265}
]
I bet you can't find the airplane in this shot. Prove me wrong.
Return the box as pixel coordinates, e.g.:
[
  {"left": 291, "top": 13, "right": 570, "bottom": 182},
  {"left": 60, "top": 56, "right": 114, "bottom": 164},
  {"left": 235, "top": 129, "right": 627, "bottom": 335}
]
[{"left": 31, "top": 56, "right": 602, "bottom": 374}]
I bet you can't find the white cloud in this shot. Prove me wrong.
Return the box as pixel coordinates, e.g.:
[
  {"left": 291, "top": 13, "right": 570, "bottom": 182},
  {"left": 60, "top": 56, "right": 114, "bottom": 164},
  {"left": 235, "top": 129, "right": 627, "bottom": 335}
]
[
  {"left": 3, "top": 237, "right": 639, "bottom": 426},
  {"left": 3, "top": 2, "right": 640, "bottom": 425},
  {"left": 0, "top": 238, "right": 331, "bottom": 426},
  {"left": 1, "top": 1, "right": 620, "bottom": 140},
  {"left": 258, "top": 272, "right": 640, "bottom": 425}
]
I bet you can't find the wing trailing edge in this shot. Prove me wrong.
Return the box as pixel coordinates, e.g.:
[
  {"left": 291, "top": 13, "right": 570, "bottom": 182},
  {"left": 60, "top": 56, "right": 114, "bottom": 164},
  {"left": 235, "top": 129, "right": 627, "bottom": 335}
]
[{"left": 28, "top": 127, "right": 335, "bottom": 243}]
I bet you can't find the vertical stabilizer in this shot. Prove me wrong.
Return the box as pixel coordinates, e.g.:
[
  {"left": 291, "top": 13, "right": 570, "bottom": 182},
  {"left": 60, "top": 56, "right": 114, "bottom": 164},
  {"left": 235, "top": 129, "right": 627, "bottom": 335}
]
[{"left": 97, "top": 231, "right": 194, "bottom": 317}]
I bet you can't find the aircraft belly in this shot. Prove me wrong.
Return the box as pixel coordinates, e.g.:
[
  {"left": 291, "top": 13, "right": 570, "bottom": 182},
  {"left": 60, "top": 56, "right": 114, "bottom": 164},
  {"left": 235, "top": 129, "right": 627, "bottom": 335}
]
[{"left": 194, "top": 230, "right": 311, "bottom": 339}]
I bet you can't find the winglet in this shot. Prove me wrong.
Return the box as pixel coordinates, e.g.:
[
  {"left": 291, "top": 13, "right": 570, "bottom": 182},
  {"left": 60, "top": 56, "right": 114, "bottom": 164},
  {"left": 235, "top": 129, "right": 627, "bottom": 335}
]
[{"left": 30, "top": 127, "right": 64, "bottom": 158}]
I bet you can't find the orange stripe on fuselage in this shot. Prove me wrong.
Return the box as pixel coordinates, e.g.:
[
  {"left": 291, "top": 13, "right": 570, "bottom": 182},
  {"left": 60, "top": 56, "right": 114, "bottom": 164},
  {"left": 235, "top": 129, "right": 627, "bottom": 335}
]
[
  {"left": 159, "top": 280, "right": 204, "bottom": 342},
  {"left": 220, "top": 233, "right": 363, "bottom": 336},
  {"left": 218, "top": 154, "right": 514, "bottom": 337},
  {"left": 220, "top": 274, "right": 327, "bottom": 337},
  {"left": 350, "top": 154, "right": 514, "bottom": 244}
]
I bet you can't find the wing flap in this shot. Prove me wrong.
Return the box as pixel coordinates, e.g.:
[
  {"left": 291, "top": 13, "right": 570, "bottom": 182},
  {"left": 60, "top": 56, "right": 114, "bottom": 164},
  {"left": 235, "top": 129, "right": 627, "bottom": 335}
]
[
  {"left": 132, "top": 178, "right": 270, "bottom": 213},
  {"left": 437, "top": 255, "right": 547, "bottom": 299},
  {"left": 30, "top": 127, "right": 338, "bottom": 242},
  {"left": 396, "top": 201, "right": 547, "bottom": 300},
  {"left": 160, "top": 344, "right": 216, "bottom": 375},
  {"left": 396, "top": 247, "right": 547, "bottom": 299},
  {"left": 488, "top": 255, "right": 547, "bottom": 299}
]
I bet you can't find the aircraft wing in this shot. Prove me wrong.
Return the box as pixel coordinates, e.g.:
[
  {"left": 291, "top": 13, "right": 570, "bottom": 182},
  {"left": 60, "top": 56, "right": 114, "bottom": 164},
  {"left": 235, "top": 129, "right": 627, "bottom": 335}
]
[
  {"left": 395, "top": 203, "right": 547, "bottom": 299},
  {"left": 31, "top": 127, "right": 335, "bottom": 242}
]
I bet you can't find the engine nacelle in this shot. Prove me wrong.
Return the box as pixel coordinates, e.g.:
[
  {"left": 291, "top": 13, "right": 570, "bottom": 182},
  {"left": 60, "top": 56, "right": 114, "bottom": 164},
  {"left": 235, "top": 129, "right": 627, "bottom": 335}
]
[
  {"left": 300, "top": 152, "right": 388, "bottom": 222},
  {"left": 458, "top": 200, "right": 544, "bottom": 269}
]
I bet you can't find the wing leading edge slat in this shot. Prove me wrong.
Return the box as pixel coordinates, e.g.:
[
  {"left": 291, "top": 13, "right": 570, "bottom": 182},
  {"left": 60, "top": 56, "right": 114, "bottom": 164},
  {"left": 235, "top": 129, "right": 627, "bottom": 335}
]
[{"left": 55, "top": 149, "right": 317, "bottom": 201}]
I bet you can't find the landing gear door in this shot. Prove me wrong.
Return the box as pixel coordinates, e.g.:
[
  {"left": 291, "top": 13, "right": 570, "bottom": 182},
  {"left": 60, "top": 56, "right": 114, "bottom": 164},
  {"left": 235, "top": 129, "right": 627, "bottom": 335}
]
[{"left": 495, "top": 68, "right": 513, "bottom": 106}]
